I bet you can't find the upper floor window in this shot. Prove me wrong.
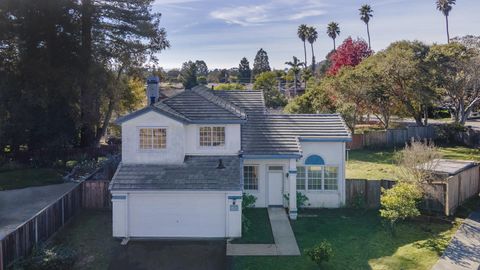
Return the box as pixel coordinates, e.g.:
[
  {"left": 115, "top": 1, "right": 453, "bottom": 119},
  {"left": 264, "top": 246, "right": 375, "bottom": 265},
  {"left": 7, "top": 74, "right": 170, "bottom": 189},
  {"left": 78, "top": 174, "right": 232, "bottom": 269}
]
[
  {"left": 139, "top": 128, "right": 166, "bottom": 150},
  {"left": 199, "top": 126, "right": 225, "bottom": 147}
]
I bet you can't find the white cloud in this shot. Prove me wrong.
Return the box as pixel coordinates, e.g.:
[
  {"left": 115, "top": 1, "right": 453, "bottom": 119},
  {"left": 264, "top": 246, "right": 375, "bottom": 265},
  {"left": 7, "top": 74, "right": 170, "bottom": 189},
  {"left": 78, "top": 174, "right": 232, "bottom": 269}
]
[
  {"left": 288, "top": 9, "right": 326, "bottom": 20},
  {"left": 209, "top": 1, "right": 327, "bottom": 26},
  {"left": 210, "top": 5, "right": 271, "bottom": 26}
]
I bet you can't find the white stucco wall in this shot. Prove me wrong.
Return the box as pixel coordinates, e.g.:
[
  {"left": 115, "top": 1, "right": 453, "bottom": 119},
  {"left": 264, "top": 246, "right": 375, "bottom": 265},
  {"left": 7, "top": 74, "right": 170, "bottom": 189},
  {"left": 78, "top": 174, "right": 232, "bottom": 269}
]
[
  {"left": 243, "top": 141, "right": 347, "bottom": 209},
  {"left": 185, "top": 124, "right": 241, "bottom": 155},
  {"left": 111, "top": 190, "right": 242, "bottom": 238},
  {"left": 297, "top": 141, "right": 346, "bottom": 208},
  {"left": 121, "top": 112, "right": 241, "bottom": 164},
  {"left": 243, "top": 159, "right": 290, "bottom": 208},
  {"left": 121, "top": 111, "right": 186, "bottom": 164}
]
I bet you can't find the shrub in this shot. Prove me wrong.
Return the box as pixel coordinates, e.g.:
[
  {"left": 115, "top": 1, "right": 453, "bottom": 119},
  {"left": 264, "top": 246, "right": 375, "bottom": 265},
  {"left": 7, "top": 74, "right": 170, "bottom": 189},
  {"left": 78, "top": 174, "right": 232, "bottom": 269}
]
[
  {"left": 15, "top": 245, "right": 76, "bottom": 270},
  {"left": 305, "top": 240, "right": 333, "bottom": 267},
  {"left": 241, "top": 193, "right": 257, "bottom": 233},
  {"left": 283, "top": 192, "right": 309, "bottom": 208},
  {"left": 380, "top": 182, "right": 422, "bottom": 234},
  {"left": 242, "top": 193, "right": 257, "bottom": 208},
  {"left": 434, "top": 123, "right": 467, "bottom": 145}
]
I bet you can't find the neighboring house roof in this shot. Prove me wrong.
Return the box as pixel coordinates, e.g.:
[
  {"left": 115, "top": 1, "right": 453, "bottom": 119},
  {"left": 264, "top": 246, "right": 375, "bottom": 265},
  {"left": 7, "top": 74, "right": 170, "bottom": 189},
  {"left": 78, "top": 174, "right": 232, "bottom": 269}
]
[
  {"left": 110, "top": 155, "right": 242, "bottom": 191},
  {"left": 241, "top": 114, "right": 351, "bottom": 157},
  {"left": 420, "top": 159, "right": 478, "bottom": 176}
]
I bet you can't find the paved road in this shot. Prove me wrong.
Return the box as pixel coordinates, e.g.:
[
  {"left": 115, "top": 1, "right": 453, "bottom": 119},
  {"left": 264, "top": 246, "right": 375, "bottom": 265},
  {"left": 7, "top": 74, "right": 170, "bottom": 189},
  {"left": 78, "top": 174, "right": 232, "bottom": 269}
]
[
  {"left": 0, "top": 182, "right": 77, "bottom": 239},
  {"left": 109, "top": 240, "right": 228, "bottom": 270},
  {"left": 432, "top": 210, "right": 480, "bottom": 270}
]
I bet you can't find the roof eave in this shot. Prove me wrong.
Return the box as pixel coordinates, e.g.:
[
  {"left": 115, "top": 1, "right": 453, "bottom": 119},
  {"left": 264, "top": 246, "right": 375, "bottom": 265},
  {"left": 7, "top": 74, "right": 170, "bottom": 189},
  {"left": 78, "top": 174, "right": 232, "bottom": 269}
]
[{"left": 114, "top": 106, "right": 190, "bottom": 125}]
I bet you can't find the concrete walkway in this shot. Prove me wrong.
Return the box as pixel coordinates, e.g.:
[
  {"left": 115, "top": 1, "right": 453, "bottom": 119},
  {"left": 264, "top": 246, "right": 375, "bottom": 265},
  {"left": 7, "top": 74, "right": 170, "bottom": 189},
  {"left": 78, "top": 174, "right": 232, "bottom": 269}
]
[
  {"left": 432, "top": 210, "right": 480, "bottom": 270},
  {"left": 0, "top": 183, "right": 77, "bottom": 239},
  {"left": 227, "top": 208, "right": 300, "bottom": 256}
]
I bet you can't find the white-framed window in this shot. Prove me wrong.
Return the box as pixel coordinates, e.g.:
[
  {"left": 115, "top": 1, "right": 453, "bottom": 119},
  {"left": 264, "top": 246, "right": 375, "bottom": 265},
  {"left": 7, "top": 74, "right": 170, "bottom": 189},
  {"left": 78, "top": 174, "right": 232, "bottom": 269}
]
[
  {"left": 296, "top": 165, "right": 338, "bottom": 191},
  {"left": 243, "top": 165, "right": 258, "bottom": 190},
  {"left": 139, "top": 128, "right": 166, "bottom": 150},
  {"left": 199, "top": 126, "right": 225, "bottom": 147},
  {"left": 296, "top": 166, "right": 306, "bottom": 190}
]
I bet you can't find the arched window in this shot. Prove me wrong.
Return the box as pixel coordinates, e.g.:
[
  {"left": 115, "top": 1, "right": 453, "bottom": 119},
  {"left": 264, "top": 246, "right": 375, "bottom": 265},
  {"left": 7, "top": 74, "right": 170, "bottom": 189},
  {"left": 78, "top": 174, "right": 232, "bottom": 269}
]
[
  {"left": 296, "top": 155, "right": 338, "bottom": 191},
  {"left": 304, "top": 155, "right": 325, "bottom": 166}
]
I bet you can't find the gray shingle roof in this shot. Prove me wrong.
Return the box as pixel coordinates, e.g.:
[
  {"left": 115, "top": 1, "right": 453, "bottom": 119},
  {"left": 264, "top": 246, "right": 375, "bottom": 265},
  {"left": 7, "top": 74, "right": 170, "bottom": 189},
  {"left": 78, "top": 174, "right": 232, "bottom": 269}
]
[
  {"left": 110, "top": 155, "right": 242, "bottom": 191},
  {"left": 241, "top": 114, "right": 351, "bottom": 156},
  {"left": 160, "top": 87, "right": 246, "bottom": 122},
  {"left": 212, "top": 90, "right": 266, "bottom": 114}
]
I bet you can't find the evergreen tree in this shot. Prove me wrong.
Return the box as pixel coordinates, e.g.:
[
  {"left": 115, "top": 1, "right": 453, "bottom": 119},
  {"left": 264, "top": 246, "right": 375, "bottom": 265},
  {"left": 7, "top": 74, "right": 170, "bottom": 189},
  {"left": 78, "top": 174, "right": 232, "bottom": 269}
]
[
  {"left": 252, "top": 48, "right": 271, "bottom": 78},
  {"left": 180, "top": 61, "right": 198, "bottom": 89},
  {"left": 195, "top": 60, "right": 208, "bottom": 77},
  {"left": 238, "top": 57, "right": 252, "bottom": 83}
]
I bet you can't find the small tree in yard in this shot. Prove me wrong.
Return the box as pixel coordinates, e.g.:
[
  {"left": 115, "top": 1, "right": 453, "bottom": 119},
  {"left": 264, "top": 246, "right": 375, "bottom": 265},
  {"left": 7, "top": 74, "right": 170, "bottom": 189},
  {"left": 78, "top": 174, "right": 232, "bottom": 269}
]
[
  {"left": 241, "top": 193, "right": 257, "bottom": 233},
  {"left": 305, "top": 240, "right": 333, "bottom": 267},
  {"left": 380, "top": 182, "right": 423, "bottom": 234},
  {"left": 396, "top": 139, "right": 442, "bottom": 192}
]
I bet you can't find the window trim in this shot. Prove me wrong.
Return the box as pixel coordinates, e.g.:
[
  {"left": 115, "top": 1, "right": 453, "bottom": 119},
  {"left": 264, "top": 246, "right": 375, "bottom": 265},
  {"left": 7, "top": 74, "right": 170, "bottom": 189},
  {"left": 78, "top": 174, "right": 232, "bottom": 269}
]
[
  {"left": 198, "top": 125, "right": 226, "bottom": 148},
  {"left": 296, "top": 165, "right": 339, "bottom": 192},
  {"left": 243, "top": 165, "right": 259, "bottom": 191},
  {"left": 137, "top": 126, "right": 168, "bottom": 152}
]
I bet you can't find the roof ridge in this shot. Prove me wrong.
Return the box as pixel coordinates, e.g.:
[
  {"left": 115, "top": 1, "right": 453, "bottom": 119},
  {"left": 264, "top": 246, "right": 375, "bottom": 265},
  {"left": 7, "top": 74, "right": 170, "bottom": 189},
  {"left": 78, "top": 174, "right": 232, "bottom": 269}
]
[{"left": 192, "top": 86, "right": 247, "bottom": 119}]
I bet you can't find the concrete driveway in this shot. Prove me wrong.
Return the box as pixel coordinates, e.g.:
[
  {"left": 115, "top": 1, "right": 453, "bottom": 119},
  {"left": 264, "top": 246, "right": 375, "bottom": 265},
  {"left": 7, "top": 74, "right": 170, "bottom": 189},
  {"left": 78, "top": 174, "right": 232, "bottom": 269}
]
[
  {"left": 0, "top": 182, "right": 77, "bottom": 239},
  {"left": 109, "top": 240, "right": 228, "bottom": 270}
]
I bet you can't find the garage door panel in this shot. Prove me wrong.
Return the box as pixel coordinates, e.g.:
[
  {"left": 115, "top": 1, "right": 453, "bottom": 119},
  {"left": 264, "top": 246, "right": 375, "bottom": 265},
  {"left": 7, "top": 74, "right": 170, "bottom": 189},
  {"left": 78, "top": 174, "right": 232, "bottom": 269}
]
[{"left": 128, "top": 193, "right": 226, "bottom": 238}]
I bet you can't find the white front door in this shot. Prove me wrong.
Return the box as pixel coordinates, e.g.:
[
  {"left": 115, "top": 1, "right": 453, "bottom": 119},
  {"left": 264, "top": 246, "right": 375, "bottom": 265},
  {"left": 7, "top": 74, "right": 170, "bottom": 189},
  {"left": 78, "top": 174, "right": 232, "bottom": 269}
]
[{"left": 268, "top": 167, "right": 284, "bottom": 206}]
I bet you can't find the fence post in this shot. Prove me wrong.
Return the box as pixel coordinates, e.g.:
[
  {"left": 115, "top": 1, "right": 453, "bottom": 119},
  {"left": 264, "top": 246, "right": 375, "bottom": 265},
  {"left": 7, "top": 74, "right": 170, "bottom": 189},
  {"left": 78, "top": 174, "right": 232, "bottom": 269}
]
[
  {"left": 34, "top": 218, "right": 38, "bottom": 244},
  {"left": 0, "top": 240, "right": 3, "bottom": 270},
  {"left": 61, "top": 197, "right": 65, "bottom": 225}
]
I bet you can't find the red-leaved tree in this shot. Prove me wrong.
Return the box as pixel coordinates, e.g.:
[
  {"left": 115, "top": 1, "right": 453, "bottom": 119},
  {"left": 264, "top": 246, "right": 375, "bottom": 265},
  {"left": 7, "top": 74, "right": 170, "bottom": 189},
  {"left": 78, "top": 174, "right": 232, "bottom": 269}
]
[{"left": 327, "top": 37, "right": 373, "bottom": 75}]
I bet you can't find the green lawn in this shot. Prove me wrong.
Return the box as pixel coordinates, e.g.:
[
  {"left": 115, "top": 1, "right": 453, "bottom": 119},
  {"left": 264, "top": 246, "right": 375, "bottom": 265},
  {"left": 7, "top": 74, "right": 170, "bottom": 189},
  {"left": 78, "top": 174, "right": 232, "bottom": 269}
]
[
  {"left": 232, "top": 208, "right": 274, "bottom": 244},
  {"left": 0, "top": 168, "right": 64, "bottom": 190},
  {"left": 347, "top": 146, "right": 480, "bottom": 180},
  {"left": 233, "top": 209, "right": 459, "bottom": 270},
  {"left": 51, "top": 210, "right": 117, "bottom": 270}
]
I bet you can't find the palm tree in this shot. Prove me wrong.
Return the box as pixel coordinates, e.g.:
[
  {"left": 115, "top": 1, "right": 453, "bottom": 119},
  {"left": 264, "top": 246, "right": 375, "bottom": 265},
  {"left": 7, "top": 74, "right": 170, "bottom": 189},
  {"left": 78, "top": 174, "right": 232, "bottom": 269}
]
[
  {"left": 327, "top": 22, "right": 341, "bottom": 50},
  {"left": 359, "top": 4, "right": 373, "bottom": 49},
  {"left": 297, "top": 24, "right": 309, "bottom": 68},
  {"left": 306, "top": 26, "right": 318, "bottom": 72},
  {"left": 436, "top": 0, "right": 456, "bottom": 43},
  {"left": 285, "top": 56, "right": 305, "bottom": 97}
]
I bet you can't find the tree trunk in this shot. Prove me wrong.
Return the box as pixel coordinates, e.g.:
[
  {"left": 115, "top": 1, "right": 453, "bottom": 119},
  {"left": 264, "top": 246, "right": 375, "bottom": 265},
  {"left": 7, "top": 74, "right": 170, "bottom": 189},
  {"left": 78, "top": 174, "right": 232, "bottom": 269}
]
[
  {"left": 310, "top": 43, "right": 315, "bottom": 72},
  {"left": 80, "top": 0, "right": 94, "bottom": 147},
  {"left": 333, "top": 38, "right": 336, "bottom": 51},
  {"left": 366, "top": 23, "right": 371, "bottom": 49},
  {"left": 294, "top": 73, "right": 297, "bottom": 97},
  {"left": 95, "top": 98, "right": 114, "bottom": 147},
  {"left": 446, "top": 15, "right": 450, "bottom": 44},
  {"left": 303, "top": 41, "right": 307, "bottom": 68},
  {"left": 423, "top": 104, "right": 428, "bottom": 126}
]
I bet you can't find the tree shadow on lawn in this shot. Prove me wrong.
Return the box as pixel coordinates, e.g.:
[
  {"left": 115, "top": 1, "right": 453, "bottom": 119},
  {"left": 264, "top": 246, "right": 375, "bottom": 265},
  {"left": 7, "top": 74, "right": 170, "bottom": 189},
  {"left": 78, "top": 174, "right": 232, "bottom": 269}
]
[{"left": 233, "top": 208, "right": 455, "bottom": 270}]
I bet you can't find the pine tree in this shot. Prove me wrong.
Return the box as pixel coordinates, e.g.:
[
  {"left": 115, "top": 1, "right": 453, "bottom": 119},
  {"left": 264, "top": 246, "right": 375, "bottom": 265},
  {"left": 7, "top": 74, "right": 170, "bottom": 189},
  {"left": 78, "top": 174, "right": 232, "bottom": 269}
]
[
  {"left": 180, "top": 61, "right": 198, "bottom": 89},
  {"left": 252, "top": 48, "right": 271, "bottom": 78},
  {"left": 238, "top": 57, "right": 252, "bottom": 83}
]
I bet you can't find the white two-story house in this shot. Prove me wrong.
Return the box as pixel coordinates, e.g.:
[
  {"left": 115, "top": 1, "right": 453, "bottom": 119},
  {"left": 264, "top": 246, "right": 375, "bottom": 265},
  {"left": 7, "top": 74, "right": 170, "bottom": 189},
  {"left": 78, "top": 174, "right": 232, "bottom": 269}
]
[{"left": 110, "top": 77, "right": 351, "bottom": 239}]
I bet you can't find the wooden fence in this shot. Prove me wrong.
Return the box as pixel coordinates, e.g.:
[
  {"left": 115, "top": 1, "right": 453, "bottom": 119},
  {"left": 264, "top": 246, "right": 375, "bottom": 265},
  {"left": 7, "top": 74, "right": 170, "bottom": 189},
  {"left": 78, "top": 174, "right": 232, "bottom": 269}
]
[
  {"left": 346, "top": 166, "right": 480, "bottom": 215},
  {"left": 347, "top": 126, "right": 436, "bottom": 150},
  {"left": 0, "top": 180, "right": 110, "bottom": 270}
]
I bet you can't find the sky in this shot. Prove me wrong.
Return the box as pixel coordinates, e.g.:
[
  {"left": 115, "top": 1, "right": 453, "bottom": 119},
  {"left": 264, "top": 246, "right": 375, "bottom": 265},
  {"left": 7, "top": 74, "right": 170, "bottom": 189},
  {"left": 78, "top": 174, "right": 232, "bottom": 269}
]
[{"left": 153, "top": 0, "right": 480, "bottom": 70}]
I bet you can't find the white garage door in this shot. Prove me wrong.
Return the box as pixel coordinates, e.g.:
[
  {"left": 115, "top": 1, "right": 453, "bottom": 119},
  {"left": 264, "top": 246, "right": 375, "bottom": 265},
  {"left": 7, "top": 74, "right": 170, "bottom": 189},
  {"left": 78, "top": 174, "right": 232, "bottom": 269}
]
[{"left": 128, "top": 193, "right": 226, "bottom": 238}]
